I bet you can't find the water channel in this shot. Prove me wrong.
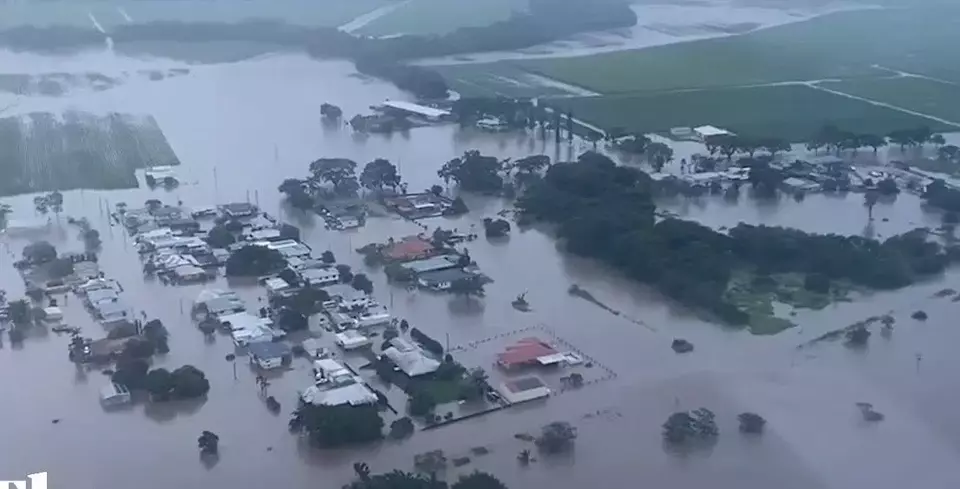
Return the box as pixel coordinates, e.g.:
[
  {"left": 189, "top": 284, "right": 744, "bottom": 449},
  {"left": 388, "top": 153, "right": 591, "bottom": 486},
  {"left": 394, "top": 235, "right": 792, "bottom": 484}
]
[{"left": 1, "top": 25, "right": 959, "bottom": 489}]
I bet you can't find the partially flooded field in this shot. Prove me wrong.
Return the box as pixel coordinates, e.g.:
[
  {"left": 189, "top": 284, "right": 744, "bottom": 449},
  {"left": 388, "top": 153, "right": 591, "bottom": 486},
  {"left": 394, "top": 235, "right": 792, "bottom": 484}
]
[{"left": 0, "top": 111, "right": 178, "bottom": 196}]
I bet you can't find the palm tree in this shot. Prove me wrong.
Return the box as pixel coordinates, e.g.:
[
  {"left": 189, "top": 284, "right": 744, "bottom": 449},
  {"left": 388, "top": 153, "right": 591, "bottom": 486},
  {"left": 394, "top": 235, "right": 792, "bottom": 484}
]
[
  {"left": 0, "top": 202, "right": 11, "bottom": 229},
  {"left": 352, "top": 462, "right": 371, "bottom": 482}
]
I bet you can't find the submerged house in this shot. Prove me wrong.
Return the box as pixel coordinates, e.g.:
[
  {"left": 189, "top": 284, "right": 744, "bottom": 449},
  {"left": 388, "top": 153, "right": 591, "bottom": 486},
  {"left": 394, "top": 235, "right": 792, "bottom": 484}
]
[
  {"left": 248, "top": 341, "right": 292, "bottom": 369},
  {"left": 220, "top": 202, "right": 258, "bottom": 219},
  {"left": 417, "top": 268, "right": 475, "bottom": 291},
  {"left": 382, "top": 338, "right": 440, "bottom": 377}
]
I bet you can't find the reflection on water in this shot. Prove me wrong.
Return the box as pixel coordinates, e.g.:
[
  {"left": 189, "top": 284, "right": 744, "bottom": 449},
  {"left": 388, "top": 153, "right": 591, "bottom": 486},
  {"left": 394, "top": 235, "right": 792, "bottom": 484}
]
[{"left": 1, "top": 50, "right": 959, "bottom": 489}]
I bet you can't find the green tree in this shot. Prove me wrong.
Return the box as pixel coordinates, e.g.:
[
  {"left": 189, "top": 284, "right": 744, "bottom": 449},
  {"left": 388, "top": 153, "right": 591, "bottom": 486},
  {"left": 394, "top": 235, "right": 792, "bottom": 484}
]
[
  {"left": 408, "top": 390, "right": 437, "bottom": 417},
  {"left": 535, "top": 421, "right": 577, "bottom": 454},
  {"left": 351, "top": 273, "right": 374, "bottom": 295},
  {"left": 437, "top": 151, "right": 504, "bottom": 193},
  {"left": 206, "top": 225, "right": 235, "bottom": 248},
  {"left": 144, "top": 368, "right": 174, "bottom": 401},
  {"left": 23, "top": 241, "right": 57, "bottom": 264},
  {"left": 198, "top": 431, "right": 219, "bottom": 455},
  {"left": 737, "top": 412, "right": 766, "bottom": 434},
  {"left": 646, "top": 142, "right": 673, "bottom": 172},
  {"left": 448, "top": 276, "right": 485, "bottom": 299},
  {"left": 452, "top": 472, "right": 509, "bottom": 489},
  {"left": 290, "top": 404, "right": 384, "bottom": 447},
  {"left": 278, "top": 178, "right": 314, "bottom": 210},
  {"left": 389, "top": 417, "right": 415, "bottom": 439},
  {"left": 225, "top": 245, "right": 285, "bottom": 276},
  {"left": 938, "top": 144, "right": 959, "bottom": 161},
  {"left": 360, "top": 158, "right": 401, "bottom": 191},
  {"left": 112, "top": 357, "right": 150, "bottom": 390},
  {"left": 859, "top": 134, "right": 887, "bottom": 153},
  {"left": 759, "top": 137, "right": 790, "bottom": 156},
  {"left": 310, "top": 158, "right": 358, "bottom": 191},
  {"left": 49, "top": 258, "right": 74, "bottom": 279}
]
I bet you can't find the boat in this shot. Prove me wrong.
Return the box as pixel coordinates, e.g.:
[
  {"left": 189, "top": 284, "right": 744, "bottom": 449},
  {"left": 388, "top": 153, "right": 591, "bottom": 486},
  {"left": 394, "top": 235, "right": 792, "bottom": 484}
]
[{"left": 511, "top": 292, "right": 531, "bottom": 312}]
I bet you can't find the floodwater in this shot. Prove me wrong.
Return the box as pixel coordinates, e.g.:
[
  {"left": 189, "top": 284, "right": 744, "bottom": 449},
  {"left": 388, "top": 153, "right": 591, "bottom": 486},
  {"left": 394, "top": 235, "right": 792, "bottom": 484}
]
[
  {"left": 414, "top": 0, "right": 870, "bottom": 66},
  {"left": 2, "top": 46, "right": 960, "bottom": 489}
]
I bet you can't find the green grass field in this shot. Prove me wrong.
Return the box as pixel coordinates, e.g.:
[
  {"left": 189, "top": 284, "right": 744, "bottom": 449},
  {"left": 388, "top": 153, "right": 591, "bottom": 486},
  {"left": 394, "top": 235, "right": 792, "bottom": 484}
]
[
  {"left": 547, "top": 85, "right": 953, "bottom": 142},
  {"left": 354, "top": 0, "right": 527, "bottom": 37},
  {"left": 820, "top": 77, "right": 960, "bottom": 124},
  {"left": 443, "top": 6, "right": 960, "bottom": 97}
]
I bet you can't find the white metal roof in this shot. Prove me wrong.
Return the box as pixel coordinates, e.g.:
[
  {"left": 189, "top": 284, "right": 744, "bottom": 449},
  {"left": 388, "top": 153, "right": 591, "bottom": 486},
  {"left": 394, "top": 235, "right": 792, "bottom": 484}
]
[
  {"left": 384, "top": 339, "right": 440, "bottom": 377},
  {"left": 301, "top": 382, "right": 377, "bottom": 407},
  {"left": 381, "top": 100, "right": 450, "bottom": 118},
  {"left": 693, "top": 125, "right": 731, "bottom": 137}
]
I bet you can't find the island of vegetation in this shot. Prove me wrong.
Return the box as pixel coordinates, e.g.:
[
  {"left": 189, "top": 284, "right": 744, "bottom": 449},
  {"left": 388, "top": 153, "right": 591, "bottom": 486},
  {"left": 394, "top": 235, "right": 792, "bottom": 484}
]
[{"left": 516, "top": 152, "right": 959, "bottom": 334}]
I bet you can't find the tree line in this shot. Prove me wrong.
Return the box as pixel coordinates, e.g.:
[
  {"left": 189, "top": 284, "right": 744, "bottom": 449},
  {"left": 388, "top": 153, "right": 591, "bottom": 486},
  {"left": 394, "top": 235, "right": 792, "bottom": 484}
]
[
  {"left": 517, "top": 152, "right": 959, "bottom": 325},
  {"left": 0, "top": 0, "right": 636, "bottom": 100}
]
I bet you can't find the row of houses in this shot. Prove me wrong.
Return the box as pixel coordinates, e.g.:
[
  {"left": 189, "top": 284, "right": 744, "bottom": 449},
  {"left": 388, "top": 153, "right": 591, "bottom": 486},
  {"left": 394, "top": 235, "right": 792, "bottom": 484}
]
[
  {"left": 77, "top": 278, "right": 133, "bottom": 330},
  {"left": 379, "top": 236, "right": 480, "bottom": 290}
]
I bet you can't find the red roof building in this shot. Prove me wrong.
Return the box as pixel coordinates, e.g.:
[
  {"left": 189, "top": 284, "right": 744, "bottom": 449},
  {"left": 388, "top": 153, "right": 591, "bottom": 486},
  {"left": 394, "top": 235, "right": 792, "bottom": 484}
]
[
  {"left": 384, "top": 236, "right": 435, "bottom": 262},
  {"left": 497, "top": 337, "right": 558, "bottom": 369}
]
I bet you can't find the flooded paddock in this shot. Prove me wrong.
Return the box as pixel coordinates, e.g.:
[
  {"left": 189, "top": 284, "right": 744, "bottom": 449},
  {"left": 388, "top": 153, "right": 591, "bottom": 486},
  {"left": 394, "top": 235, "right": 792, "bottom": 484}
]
[{"left": 0, "top": 47, "right": 959, "bottom": 489}]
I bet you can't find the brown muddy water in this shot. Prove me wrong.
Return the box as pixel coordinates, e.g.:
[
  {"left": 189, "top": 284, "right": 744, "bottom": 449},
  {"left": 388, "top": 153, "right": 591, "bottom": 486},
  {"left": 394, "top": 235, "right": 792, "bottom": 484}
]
[{"left": 1, "top": 51, "right": 960, "bottom": 489}]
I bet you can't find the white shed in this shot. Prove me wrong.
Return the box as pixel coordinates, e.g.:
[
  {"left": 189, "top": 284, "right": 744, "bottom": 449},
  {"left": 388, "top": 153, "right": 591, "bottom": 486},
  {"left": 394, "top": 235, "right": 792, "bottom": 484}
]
[{"left": 694, "top": 125, "right": 732, "bottom": 141}]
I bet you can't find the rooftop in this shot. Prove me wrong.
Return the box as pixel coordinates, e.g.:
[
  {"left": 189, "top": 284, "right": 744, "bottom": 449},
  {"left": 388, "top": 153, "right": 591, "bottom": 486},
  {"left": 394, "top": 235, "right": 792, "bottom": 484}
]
[
  {"left": 503, "top": 376, "right": 548, "bottom": 393},
  {"left": 301, "top": 381, "right": 377, "bottom": 407},
  {"left": 400, "top": 255, "right": 460, "bottom": 274},
  {"left": 384, "top": 236, "right": 434, "bottom": 260},
  {"left": 248, "top": 341, "right": 291, "bottom": 359},
  {"left": 381, "top": 100, "right": 450, "bottom": 118},
  {"left": 417, "top": 268, "right": 474, "bottom": 284},
  {"left": 323, "top": 284, "right": 368, "bottom": 302},
  {"left": 383, "top": 338, "right": 441, "bottom": 377},
  {"left": 497, "top": 337, "right": 558, "bottom": 368},
  {"left": 694, "top": 125, "right": 732, "bottom": 137}
]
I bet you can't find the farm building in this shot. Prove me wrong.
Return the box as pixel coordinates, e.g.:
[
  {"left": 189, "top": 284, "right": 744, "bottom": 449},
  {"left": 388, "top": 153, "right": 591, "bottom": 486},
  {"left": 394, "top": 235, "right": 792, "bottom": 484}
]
[
  {"left": 694, "top": 125, "right": 733, "bottom": 141},
  {"left": 499, "top": 376, "right": 551, "bottom": 404},
  {"left": 378, "top": 100, "right": 451, "bottom": 122},
  {"left": 496, "top": 337, "right": 559, "bottom": 369}
]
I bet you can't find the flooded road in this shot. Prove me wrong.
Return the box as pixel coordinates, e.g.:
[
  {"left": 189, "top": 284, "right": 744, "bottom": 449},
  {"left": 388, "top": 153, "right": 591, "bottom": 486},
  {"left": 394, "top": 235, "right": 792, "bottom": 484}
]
[{"left": 1, "top": 49, "right": 960, "bottom": 489}]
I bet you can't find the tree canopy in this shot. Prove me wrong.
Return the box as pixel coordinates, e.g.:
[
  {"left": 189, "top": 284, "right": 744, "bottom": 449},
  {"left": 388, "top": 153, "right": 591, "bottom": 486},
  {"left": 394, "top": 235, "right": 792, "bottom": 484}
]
[
  {"left": 225, "top": 245, "right": 286, "bottom": 277},
  {"left": 289, "top": 404, "right": 384, "bottom": 448},
  {"left": 517, "top": 153, "right": 955, "bottom": 326},
  {"left": 23, "top": 241, "right": 57, "bottom": 263},
  {"left": 310, "top": 158, "right": 360, "bottom": 197},
  {"left": 360, "top": 158, "right": 401, "bottom": 191},
  {"left": 438, "top": 151, "right": 504, "bottom": 194}
]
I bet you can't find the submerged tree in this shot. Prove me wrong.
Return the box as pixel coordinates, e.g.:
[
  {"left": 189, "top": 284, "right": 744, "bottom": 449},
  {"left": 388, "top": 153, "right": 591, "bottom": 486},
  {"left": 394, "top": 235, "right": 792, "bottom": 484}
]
[
  {"left": 198, "top": 430, "right": 220, "bottom": 455},
  {"left": 535, "top": 421, "right": 577, "bottom": 454},
  {"left": 360, "top": 158, "right": 401, "bottom": 191},
  {"left": 737, "top": 412, "right": 766, "bottom": 434},
  {"left": 438, "top": 151, "right": 504, "bottom": 193}
]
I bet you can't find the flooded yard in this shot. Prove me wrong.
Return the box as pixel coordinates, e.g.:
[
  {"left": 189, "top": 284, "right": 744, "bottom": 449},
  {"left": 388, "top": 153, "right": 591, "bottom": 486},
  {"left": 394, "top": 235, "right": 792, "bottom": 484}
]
[{"left": 1, "top": 48, "right": 960, "bottom": 489}]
